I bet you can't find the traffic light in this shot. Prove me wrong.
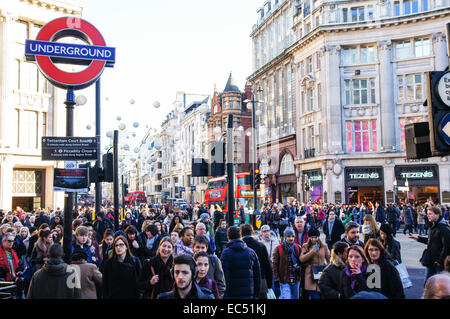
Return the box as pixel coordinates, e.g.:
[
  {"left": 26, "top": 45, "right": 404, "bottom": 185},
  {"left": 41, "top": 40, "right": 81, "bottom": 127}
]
[
  {"left": 102, "top": 153, "right": 113, "bottom": 182},
  {"left": 427, "top": 70, "right": 450, "bottom": 156},
  {"left": 123, "top": 183, "right": 129, "bottom": 196},
  {"left": 254, "top": 169, "right": 261, "bottom": 190},
  {"left": 209, "top": 140, "right": 225, "bottom": 177}
]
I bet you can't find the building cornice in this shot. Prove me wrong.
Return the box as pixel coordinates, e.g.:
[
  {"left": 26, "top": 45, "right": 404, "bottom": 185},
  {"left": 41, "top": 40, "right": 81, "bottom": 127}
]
[{"left": 19, "top": 0, "right": 82, "bottom": 15}]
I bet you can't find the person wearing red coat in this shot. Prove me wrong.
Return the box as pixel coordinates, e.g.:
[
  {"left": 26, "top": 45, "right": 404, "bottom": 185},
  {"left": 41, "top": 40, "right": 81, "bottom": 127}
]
[{"left": 0, "top": 233, "right": 21, "bottom": 282}]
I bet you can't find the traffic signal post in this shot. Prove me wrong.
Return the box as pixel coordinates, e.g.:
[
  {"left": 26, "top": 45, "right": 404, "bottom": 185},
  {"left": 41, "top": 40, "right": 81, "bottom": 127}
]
[{"left": 406, "top": 22, "right": 450, "bottom": 160}]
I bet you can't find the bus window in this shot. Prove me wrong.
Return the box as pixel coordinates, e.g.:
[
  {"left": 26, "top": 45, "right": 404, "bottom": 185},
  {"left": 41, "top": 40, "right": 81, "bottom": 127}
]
[{"left": 207, "top": 180, "right": 226, "bottom": 190}]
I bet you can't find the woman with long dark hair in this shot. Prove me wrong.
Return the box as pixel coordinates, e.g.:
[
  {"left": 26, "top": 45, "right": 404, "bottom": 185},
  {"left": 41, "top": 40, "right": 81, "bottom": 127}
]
[
  {"left": 169, "top": 215, "right": 183, "bottom": 234},
  {"left": 102, "top": 235, "right": 142, "bottom": 299}
]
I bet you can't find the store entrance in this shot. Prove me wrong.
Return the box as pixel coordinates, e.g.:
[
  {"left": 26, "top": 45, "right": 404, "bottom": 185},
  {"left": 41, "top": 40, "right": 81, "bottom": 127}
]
[
  {"left": 347, "top": 186, "right": 384, "bottom": 205},
  {"left": 397, "top": 186, "right": 439, "bottom": 204},
  {"left": 12, "top": 196, "right": 41, "bottom": 212}
]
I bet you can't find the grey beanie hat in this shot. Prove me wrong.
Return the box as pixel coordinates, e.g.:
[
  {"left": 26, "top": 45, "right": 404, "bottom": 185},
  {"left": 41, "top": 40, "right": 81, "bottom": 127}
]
[{"left": 284, "top": 227, "right": 295, "bottom": 237}]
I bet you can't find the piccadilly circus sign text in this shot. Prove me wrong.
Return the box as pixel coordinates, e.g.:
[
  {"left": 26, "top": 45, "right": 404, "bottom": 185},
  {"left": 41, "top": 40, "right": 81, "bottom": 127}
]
[{"left": 25, "top": 17, "right": 115, "bottom": 90}]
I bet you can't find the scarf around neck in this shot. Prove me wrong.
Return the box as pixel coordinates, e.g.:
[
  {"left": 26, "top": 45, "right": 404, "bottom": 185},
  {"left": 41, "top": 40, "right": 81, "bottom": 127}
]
[{"left": 344, "top": 263, "right": 368, "bottom": 290}]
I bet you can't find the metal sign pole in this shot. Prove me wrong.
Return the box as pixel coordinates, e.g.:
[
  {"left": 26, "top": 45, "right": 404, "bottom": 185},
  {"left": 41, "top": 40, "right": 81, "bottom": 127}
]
[
  {"left": 95, "top": 79, "right": 102, "bottom": 218},
  {"left": 226, "top": 114, "right": 235, "bottom": 226},
  {"left": 113, "top": 130, "right": 119, "bottom": 230},
  {"left": 63, "top": 88, "right": 75, "bottom": 264}
]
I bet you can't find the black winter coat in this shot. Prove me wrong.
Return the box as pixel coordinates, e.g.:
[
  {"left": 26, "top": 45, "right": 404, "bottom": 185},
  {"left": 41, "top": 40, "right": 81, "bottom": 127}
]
[
  {"left": 339, "top": 266, "right": 370, "bottom": 299},
  {"left": 418, "top": 218, "right": 450, "bottom": 267},
  {"left": 157, "top": 281, "right": 214, "bottom": 299},
  {"left": 139, "top": 255, "right": 173, "bottom": 299},
  {"left": 242, "top": 235, "right": 272, "bottom": 289},
  {"left": 102, "top": 255, "right": 142, "bottom": 299},
  {"left": 383, "top": 238, "right": 402, "bottom": 264},
  {"left": 368, "top": 258, "right": 404, "bottom": 299},
  {"left": 323, "top": 218, "right": 345, "bottom": 244},
  {"left": 220, "top": 238, "right": 261, "bottom": 299},
  {"left": 318, "top": 263, "right": 345, "bottom": 299}
]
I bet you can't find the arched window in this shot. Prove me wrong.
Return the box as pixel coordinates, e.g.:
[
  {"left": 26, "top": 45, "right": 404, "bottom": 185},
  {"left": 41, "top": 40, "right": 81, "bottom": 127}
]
[{"left": 280, "top": 153, "right": 294, "bottom": 175}]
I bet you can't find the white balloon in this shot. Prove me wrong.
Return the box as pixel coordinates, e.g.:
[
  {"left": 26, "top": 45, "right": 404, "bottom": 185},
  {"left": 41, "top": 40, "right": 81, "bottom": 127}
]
[
  {"left": 86, "top": 124, "right": 92, "bottom": 130},
  {"left": 119, "top": 123, "right": 126, "bottom": 130},
  {"left": 134, "top": 147, "right": 140, "bottom": 153},
  {"left": 130, "top": 99, "right": 135, "bottom": 105},
  {"left": 75, "top": 95, "right": 87, "bottom": 106},
  {"left": 132, "top": 132, "right": 136, "bottom": 137},
  {"left": 255, "top": 109, "right": 262, "bottom": 116},
  {"left": 106, "top": 131, "right": 113, "bottom": 138},
  {"left": 153, "top": 101, "right": 161, "bottom": 108},
  {"left": 133, "top": 122, "right": 139, "bottom": 128},
  {"left": 116, "top": 116, "right": 122, "bottom": 121}
]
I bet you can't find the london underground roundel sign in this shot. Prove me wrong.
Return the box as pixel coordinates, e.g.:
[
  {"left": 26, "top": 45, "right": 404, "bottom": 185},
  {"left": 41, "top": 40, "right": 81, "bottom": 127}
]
[{"left": 25, "top": 17, "right": 115, "bottom": 90}]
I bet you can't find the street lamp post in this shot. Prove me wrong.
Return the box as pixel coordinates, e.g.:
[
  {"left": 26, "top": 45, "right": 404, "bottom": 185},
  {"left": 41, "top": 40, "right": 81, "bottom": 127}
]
[{"left": 244, "top": 86, "right": 263, "bottom": 212}]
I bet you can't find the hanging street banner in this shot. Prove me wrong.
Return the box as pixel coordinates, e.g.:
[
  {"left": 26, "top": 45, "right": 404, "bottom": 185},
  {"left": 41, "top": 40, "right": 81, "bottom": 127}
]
[{"left": 42, "top": 137, "right": 98, "bottom": 161}]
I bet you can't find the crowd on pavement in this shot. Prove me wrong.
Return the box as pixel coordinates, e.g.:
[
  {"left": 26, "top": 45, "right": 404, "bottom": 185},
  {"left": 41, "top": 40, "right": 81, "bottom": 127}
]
[{"left": 0, "top": 199, "right": 449, "bottom": 299}]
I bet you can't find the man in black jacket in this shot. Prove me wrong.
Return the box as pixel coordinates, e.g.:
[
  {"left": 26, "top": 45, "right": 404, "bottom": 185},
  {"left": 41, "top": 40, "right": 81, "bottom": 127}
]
[
  {"left": 240, "top": 224, "right": 272, "bottom": 299},
  {"left": 323, "top": 210, "right": 345, "bottom": 250},
  {"left": 220, "top": 226, "right": 261, "bottom": 299},
  {"left": 157, "top": 254, "right": 214, "bottom": 299},
  {"left": 340, "top": 222, "right": 364, "bottom": 247},
  {"left": 410, "top": 206, "right": 450, "bottom": 283},
  {"left": 386, "top": 204, "right": 399, "bottom": 237}
]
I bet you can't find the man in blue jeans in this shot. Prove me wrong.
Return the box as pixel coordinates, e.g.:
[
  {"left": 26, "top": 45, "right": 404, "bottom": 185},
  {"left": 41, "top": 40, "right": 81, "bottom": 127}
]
[{"left": 272, "top": 228, "right": 302, "bottom": 299}]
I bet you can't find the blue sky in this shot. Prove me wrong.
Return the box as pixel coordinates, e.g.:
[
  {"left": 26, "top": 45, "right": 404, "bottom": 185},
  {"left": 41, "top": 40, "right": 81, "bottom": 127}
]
[{"left": 69, "top": 0, "right": 261, "bottom": 144}]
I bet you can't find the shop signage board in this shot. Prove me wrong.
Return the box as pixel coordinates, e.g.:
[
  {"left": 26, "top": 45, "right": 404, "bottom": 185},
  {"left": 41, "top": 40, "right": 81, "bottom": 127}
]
[
  {"left": 42, "top": 137, "right": 98, "bottom": 161},
  {"left": 345, "top": 167, "right": 383, "bottom": 186},
  {"left": 53, "top": 168, "right": 88, "bottom": 192},
  {"left": 395, "top": 165, "right": 439, "bottom": 188}
]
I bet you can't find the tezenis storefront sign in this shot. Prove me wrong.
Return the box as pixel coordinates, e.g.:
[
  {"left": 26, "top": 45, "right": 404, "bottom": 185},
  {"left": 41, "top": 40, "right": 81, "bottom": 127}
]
[
  {"left": 395, "top": 165, "right": 439, "bottom": 186},
  {"left": 345, "top": 167, "right": 383, "bottom": 186}
]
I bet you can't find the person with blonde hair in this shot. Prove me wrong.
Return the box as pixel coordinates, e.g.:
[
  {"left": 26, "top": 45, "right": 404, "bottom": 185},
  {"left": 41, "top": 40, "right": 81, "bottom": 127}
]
[{"left": 362, "top": 214, "right": 380, "bottom": 245}]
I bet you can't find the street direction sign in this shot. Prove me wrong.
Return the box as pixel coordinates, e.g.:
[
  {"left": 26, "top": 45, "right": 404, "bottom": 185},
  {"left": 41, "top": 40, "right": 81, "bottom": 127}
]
[
  {"left": 440, "top": 113, "right": 450, "bottom": 146},
  {"left": 42, "top": 137, "right": 98, "bottom": 161}
]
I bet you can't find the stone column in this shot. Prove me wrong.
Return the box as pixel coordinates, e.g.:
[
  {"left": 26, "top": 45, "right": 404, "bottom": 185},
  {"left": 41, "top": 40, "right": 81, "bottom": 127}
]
[
  {"left": 378, "top": 40, "right": 396, "bottom": 150},
  {"left": 0, "top": 156, "right": 14, "bottom": 211},
  {"left": 432, "top": 32, "right": 448, "bottom": 71},
  {"left": 324, "top": 45, "right": 342, "bottom": 153}
]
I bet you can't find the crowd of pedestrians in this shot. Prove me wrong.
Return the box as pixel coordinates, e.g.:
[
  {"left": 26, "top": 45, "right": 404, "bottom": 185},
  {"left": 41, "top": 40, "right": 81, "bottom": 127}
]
[{"left": 0, "top": 200, "right": 449, "bottom": 299}]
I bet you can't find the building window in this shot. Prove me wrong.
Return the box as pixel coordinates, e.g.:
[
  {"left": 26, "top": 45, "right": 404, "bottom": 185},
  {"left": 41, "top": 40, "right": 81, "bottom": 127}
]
[
  {"left": 42, "top": 112, "right": 47, "bottom": 136},
  {"left": 14, "top": 20, "right": 29, "bottom": 43},
  {"left": 344, "top": 78, "right": 376, "bottom": 105},
  {"left": 318, "top": 123, "right": 322, "bottom": 153},
  {"left": 397, "top": 74, "right": 423, "bottom": 101},
  {"left": 307, "top": 88, "right": 314, "bottom": 111},
  {"left": 343, "top": 46, "right": 375, "bottom": 65},
  {"left": 414, "top": 38, "right": 431, "bottom": 57},
  {"left": 395, "top": 38, "right": 430, "bottom": 60},
  {"left": 21, "top": 110, "right": 38, "bottom": 149},
  {"left": 317, "top": 83, "right": 322, "bottom": 109},
  {"left": 280, "top": 154, "right": 294, "bottom": 175},
  {"left": 404, "top": 0, "right": 419, "bottom": 15},
  {"left": 394, "top": 1, "right": 401, "bottom": 16},
  {"left": 400, "top": 117, "right": 424, "bottom": 149},
  {"left": 343, "top": 8, "right": 349, "bottom": 22},
  {"left": 360, "top": 46, "right": 375, "bottom": 64},
  {"left": 346, "top": 120, "right": 378, "bottom": 153},
  {"left": 307, "top": 56, "right": 313, "bottom": 73},
  {"left": 343, "top": 47, "right": 357, "bottom": 65},
  {"left": 395, "top": 40, "right": 412, "bottom": 60},
  {"left": 286, "top": 66, "right": 293, "bottom": 133},
  {"left": 316, "top": 52, "right": 321, "bottom": 70},
  {"left": 351, "top": 7, "right": 365, "bottom": 22}
]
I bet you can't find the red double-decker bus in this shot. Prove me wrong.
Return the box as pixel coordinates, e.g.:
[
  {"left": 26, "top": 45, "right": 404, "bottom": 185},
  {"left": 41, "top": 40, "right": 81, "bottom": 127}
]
[{"left": 205, "top": 172, "right": 267, "bottom": 222}]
